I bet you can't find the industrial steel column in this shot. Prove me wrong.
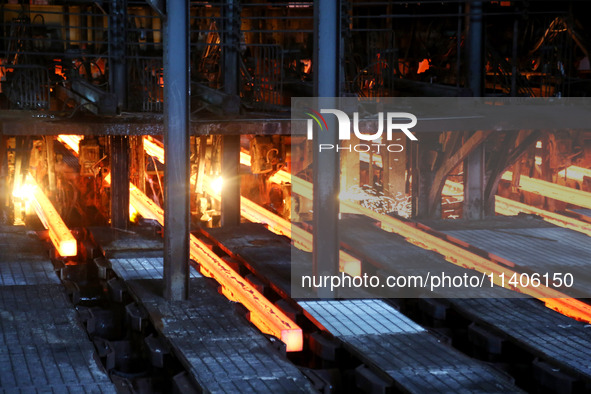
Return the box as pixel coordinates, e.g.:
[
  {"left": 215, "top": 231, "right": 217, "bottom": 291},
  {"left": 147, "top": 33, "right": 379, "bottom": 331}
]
[
  {"left": 464, "top": 0, "right": 485, "bottom": 220},
  {"left": 221, "top": 0, "right": 241, "bottom": 227},
  {"left": 163, "top": 0, "right": 190, "bottom": 300},
  {"left": 313, "top": 0, "right": 340, "bottom": 298},
  {"left": 109, "top": 0, "right": 127, "bottom": 110},
  {"left": 110, "top": 136, "right": 129, "bottom": 230}
]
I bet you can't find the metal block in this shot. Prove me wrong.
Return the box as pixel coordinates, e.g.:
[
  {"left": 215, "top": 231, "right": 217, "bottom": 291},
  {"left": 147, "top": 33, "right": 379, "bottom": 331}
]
[
  {"left": 63, "top": 279, "right": 81, "bottom": 304},
  {"left": 532, "top": 359, "right": 583, "bottom": 394},
  {"left": 93, "top": 337, "right": 116, "bottom": 370},
  {"left": 93, "top": 257, "right": 112, "bottom": 280},
  {"left": 468, "top": 322, "right": 506, "bottom": 356},
  {"left": 107, "top": 277, "right": 127, "bottom": 302},
  {"left": 144, "top": 334, "right": 170, "bottom": 368},
  {"left": 245, "top": 273, "right": 266, "bottom": 294},
  {"left": 125, "top": 302, "right": 148, "bottom": 332},
  {"left": 418, "top": 298, "right": 449, "bottom": 321},
  {"left": 310, "top": 332, "right": 340, "bottom": 362},
  {"left": 275, "top": 299, "right": 301, "bottom": 323},
  {"left": 172, "top": 371, "right": 199, "bottom": 394},
  {"left": 220, "top": 256, "right": 241, "bottom": 273},
  {"left": 354, "top": 365, "right": 392, "bottom": 394}
]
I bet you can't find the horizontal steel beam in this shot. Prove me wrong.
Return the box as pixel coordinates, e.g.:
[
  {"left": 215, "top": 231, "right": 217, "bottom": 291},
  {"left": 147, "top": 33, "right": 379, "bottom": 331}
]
[{"left": 0, "top": 111, "right": 290, "bottom": 136}]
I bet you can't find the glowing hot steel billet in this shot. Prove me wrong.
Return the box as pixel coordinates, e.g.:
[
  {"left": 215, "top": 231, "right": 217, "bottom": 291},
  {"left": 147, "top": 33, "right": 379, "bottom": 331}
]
[
  {"left": 66, "top": 137, "right": 303, "bottom": 351},
  {"left": 21, "top": 175, "right": 77, "bottom": 257},
  {"left": 126, "top": 182, "right": 303, "bottom": 352},
  {"left": 503, "top": 171, "right": 591, "bottom": 210}
]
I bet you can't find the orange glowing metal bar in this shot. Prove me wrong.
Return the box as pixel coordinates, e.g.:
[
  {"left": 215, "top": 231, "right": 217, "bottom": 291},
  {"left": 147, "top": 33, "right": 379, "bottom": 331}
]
[
  {"left": 240, "top": 151, "right": 251, "bottom": 167},
  {"left": 106, "top": 140, "right": 591, "bottom": 322},
  {"left": 23, "top": 175, "right": 77, "bottom": 257},
  {"left": 443, "top": 180, "right": 591, "bottom": 238},
  {"left": 442, "top": 180, "right": 463, "bottom": 196},
  {"left": 143, "top": 136, "right": 165, "bottom": 163},
  {"left": 57, "top": 135, "right": 82, "bottom": 154},
  {"left": 139, "top": 146, "right": 358, "bottom": 273},
  {"left": 341, "top": 199, "right": 591, "bottom": 323},
  {"left": 495, "top": 196, "right": 591, "bottom": 238},
  {"left": 122, "top": 179, "right": 303, "bottom": 352},
  {"left": 558, "top": 165, "right": 591, "bottom": 183},
  {"left": 503, "top": 171, "right": 591, "bottom": 210},
  {"left": 200, "top": 177, "right": 361, "bottom": 277}
]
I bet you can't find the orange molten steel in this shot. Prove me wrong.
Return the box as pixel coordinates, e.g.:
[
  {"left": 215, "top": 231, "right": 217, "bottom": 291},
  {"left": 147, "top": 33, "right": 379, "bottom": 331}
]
[
  {"left": 341, "top": 200, "right": 591, "bottom": 323},
  {"left": 57, "top": 135, "right": 82, "bottom": 154},
  {"left": 23, "top": 175, "right": 77, "bottom": 257},
  {"left": 503, "top": 171, "right": 591, "bottom": 210},
  {"left": 127, "top": 182, "right": 303, "bottom": 352},
  {"left": 284, "top": 171, "right": 591, "bottom": 322},
  {"left": 495, "top": 196, "right": 591, "bottom": 237},
  {"left": 69, "top": 138, "right": 302, "bottom": 351},
  {"left": 143, "top": 142, "right": 361, "bottom": 276},
  {"left": 200, "top": 176, "right": 361, "bottom": 277},
  {"left": 557, "top": 166, "right": 591, "bottom": 183},
  {"left": 143, "top": 136, "right": 165, "bottom": 163},
  {"left": 130, "top": 144, "right": 591, "bottom": 323}
]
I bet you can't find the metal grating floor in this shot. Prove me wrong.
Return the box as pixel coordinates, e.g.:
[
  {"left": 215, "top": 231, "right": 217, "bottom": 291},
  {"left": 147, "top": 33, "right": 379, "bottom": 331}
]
[
  {"left": 301, "top": 299, "right": 522, "bottom": 393},
  {"left": 0, "top": 225, "right": 116, "bottom": 393},
  {"left": 205, "top": 223, "right": 523, "bottom": 393},
  {"left": 104, "top": 241, "right": 314, "bottom": 393},
  {"left": 450, "top": 297, "right": 591, "bottom": 381},
  {"left": 342, "top": 215, "right": 591, "bottom": 384}
]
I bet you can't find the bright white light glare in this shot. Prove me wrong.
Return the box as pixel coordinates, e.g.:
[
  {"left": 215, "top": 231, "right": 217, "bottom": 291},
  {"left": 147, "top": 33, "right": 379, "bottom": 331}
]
[
  {"left": 57, "top": 135, "right": 82, "bottom": 153},
  {"left": 12, "top": 183, "right": 37, "bottom": 199},
  {"left": 211, "top": 176, "right": 223, "bottom": 195}
]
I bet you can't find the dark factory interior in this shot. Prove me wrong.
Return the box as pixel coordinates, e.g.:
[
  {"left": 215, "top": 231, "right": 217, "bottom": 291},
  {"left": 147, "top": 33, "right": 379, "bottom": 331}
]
[{"left": 1, "top": 0, "right": 591, "bottom": 393}]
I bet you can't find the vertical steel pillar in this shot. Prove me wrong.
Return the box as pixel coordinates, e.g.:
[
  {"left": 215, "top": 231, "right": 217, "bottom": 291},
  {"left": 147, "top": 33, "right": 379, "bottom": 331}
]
[
  {"left": 109, "top": 0, "right": 127, "bottom": 110},
  {"left": 510, "top": 18, "right": 519, "bottom": 97},
  {"left": 464, "top": 0, "right": 485, "bottom": 220},
  {"left": 221, "top": 0, "right": 241, "bottom": 227},
  {"left": 313, "top": 0, "right": 340, "bottom": 298},
  {"left": 163, "top": 0, "right": 190, "bottom": 301},
  {"left": 130, "top": 136, "right": 145, "bottom": 192},
  {"left": 382, "top": 134, "right": 406, "bottom": 199},
  {"left": 110, "top": 136, "right": 129, "bottom": 230},
  {"left": 340, "top": 136, "right": 360, "bottom": 193}
]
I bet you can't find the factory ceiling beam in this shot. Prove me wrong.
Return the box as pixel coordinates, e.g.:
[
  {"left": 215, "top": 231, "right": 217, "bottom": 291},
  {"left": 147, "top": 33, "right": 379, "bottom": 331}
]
[
  {"left": 110, "top": 136, "right": 130, "bottom": 230},
  {"left": 313, "top": 0, "right": 341, "bottom": 298},
  {"left": 0, "top": 112, "right": 291, "bottom": 136},
  {"left": 163, "top": 0, "right": 190, "bottom": 301}
]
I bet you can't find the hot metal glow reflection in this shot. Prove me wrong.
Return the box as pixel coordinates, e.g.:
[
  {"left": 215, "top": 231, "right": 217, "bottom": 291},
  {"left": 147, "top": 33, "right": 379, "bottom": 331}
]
[
  {"left": 71, "top": 139, "right": 303, "bottom": 351},
  {"left": 21, "top": 175, "right": 77, "bottom": 257}
]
